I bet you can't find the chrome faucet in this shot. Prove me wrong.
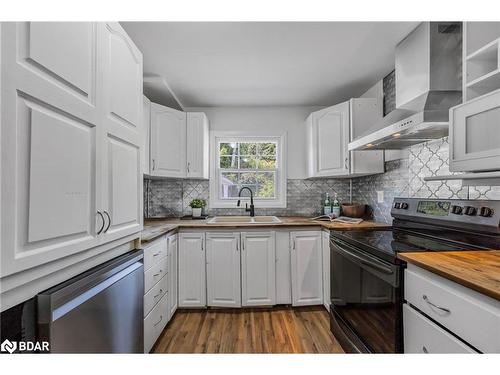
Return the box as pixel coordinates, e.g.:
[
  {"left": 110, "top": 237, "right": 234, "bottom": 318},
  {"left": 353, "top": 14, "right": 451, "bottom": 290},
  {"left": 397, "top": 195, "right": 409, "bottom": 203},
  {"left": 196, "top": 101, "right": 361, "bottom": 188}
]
[{"left": 236, "top": 187, "right": 255, "bottom": 217}]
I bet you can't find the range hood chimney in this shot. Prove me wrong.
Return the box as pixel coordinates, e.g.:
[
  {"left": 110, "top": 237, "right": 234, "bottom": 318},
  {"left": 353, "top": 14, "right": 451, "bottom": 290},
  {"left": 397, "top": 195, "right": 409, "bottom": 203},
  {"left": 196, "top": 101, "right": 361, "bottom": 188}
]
[{"left": 349, "top": 22, "right": 462, "bottom": 151}]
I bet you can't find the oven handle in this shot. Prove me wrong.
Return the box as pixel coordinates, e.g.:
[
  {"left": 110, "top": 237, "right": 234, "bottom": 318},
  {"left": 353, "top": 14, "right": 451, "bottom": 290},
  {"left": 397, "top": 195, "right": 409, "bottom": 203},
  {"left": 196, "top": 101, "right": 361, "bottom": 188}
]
[{"left": 331, "top": 238, "right": 394, "bottom": 275}]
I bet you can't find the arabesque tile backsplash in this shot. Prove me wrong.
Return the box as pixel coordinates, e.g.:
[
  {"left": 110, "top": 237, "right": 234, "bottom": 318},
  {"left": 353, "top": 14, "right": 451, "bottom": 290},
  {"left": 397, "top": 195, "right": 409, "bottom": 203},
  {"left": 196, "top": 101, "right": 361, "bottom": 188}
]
[{"left": 145, "top": 137, "right": 500, "bottom": 223}]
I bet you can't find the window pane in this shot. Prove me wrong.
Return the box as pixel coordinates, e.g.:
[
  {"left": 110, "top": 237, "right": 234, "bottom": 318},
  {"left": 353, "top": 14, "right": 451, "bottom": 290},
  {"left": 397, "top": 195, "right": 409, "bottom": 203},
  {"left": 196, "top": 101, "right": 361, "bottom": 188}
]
[
  {"left": 239, "top": 143, "right": 257, "bottom": 155},
  {"left": 239, "top": 172, "right": 257, "bottom": 185},
  {"left": 258, "top": 156, "right": 276, "bottom": 169},
  {"left": 256, "top": 172, "right": 275, "bottom": 198},
  {"left": 258, "top": 143, "right": 276, "bottom": 156},
  {"left": 220, "top": 155, "right": 238, "bottom": 169},
  {"left": 219, "top": 143, "right": 238, "bottom": 157},
  {"left": 220, "top": 172, "right": 239, "bottom": 198},
  {"left": 239, "top": 156, "right": 258, "bottom": 169}
]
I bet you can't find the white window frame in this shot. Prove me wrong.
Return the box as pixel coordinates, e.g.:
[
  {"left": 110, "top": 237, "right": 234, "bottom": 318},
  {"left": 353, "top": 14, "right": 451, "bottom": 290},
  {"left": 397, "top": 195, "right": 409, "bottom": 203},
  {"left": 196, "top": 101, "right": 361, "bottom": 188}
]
[{"left": 209, "top": 131, "right": 287, "bottom": 209}]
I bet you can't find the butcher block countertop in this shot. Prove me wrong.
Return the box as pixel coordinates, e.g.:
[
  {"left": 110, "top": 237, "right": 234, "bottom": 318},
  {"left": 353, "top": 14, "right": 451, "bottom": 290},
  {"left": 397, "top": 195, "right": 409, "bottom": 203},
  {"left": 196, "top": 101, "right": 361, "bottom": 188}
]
[
  {"left": 141, "top": 216, "right": 390, "bottom": 244},
  {"left": 398, "top": 251, "right": 500, "bottom": 301}
]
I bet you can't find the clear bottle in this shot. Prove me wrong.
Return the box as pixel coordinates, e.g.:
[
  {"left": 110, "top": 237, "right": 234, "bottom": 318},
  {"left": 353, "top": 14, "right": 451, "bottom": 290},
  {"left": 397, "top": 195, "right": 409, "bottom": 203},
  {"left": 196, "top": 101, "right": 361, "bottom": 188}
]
[
  {"left": 331, "top": 193, "right": 341, "bottom": 218},
  {"left": 323, "top": 193, "right": 332, "bottom": 216}
]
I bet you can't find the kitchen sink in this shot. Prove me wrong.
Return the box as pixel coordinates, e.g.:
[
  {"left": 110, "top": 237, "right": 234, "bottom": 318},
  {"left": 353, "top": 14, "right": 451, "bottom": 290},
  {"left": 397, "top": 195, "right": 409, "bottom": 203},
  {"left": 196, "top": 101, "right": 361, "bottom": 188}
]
[{"left": 206, "top": 216, "right": 282, "bottom": 225}]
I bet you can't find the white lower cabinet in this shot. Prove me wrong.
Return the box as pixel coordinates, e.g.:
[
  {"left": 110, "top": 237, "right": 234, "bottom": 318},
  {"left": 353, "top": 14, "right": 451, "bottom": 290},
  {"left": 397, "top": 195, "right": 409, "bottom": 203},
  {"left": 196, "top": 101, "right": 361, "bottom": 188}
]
[
  {"left": 404, "top": 264, "right": 500, "bottom": 353},
  {"left": 206, "top": 232, "right": 241, "bottom": 307},
  {"left": 241, "top": 232, "right": 276, "bottom": 306},
  {"left": 291, "top": 231, "right": 323, "bottom": 306},
  {"left": 167, "top": 234, "right": 178, "bottom": 317},
  {"left": 178, "top": 232, "right": 206, "bottom": 307},
  {"left": 144, "top": 292, "right": 169, "bottom": 353},
  {"left": 275, "top": 231, "right": 292, "bottom": 304},
  {"left": 321, "top": 230, "right": 330, "bottom": 311},
  {"left": 403, "top": 304, "right": 476, "bottom": 353}
]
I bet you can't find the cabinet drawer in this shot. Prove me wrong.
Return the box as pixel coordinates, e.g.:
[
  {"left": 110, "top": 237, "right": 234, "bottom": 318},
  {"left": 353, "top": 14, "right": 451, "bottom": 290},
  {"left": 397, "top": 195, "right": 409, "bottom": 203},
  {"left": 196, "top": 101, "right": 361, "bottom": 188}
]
[
  {"left": 403, "top": 304, "right": 476, "bottom": 353},
  {"left": 144, "top": 274, "right": 168, "bottom": 317},
  {"left": 144, "top": 256, "right": 168, "bottom": 293},
  {"left": 144, "top": 292, "right": 169, "bottom": 353},
  {"left": 405, "top": 265, "right": 500, "bottom": 353},
  {"left": 143, "top": 238, "right": 167, "bottom": 271}
]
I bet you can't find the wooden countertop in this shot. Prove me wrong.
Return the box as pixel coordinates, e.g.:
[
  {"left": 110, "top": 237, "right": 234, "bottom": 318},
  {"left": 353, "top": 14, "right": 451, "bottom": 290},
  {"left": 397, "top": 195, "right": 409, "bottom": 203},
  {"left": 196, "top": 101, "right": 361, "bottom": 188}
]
[
  {"left": 141, "top": 216, "right": 391, "bottom": 244},
  {"left": 398, "top": 251, "right": 500, "bottom": 301}
]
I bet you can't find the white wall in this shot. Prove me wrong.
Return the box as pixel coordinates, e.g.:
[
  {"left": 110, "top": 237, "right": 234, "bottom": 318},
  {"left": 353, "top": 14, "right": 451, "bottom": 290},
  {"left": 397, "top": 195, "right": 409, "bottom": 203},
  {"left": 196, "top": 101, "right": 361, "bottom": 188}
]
[{"left": 185, "top": 106, "right": 323, "bottom": 179}]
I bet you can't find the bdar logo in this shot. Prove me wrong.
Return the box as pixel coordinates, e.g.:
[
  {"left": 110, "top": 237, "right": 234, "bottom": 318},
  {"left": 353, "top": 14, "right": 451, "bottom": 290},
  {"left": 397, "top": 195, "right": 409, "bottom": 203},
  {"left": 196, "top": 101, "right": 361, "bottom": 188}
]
[{"left": 1, "top": 339, "right": 17, "bottom": 354}]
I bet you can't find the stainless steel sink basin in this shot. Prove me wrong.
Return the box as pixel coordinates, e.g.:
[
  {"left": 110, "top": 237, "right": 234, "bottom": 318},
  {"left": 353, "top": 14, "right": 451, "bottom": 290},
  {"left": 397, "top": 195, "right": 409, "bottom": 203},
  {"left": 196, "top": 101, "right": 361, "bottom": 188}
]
[{"left": 206, "top": 216, "right": 282, "bottom": 225}]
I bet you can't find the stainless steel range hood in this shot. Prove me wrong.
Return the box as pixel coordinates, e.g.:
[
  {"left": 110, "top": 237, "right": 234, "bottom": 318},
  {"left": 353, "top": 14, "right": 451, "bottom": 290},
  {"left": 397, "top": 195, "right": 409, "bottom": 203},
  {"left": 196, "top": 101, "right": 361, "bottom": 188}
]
[{"left": 349, "top": 22, "right": 462, "bottom": 151}]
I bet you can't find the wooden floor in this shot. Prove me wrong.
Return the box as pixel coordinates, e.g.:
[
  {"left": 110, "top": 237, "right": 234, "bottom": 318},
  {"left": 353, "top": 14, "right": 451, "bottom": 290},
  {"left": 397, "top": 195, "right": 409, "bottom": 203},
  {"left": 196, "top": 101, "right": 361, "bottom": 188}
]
[{"left": 152, "top": 306, "right": 344, "bottom": 353}]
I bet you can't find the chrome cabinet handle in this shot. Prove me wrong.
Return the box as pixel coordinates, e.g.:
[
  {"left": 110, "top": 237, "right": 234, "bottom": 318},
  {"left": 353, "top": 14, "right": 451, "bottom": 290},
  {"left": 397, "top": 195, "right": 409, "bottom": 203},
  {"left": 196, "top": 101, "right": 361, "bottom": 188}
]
[
  {"left": 153, "top": 251, "right": 161, "bottom": 257},
  {"left": 236, "top": 241, "right": 239, "bottom": 252},
  {"left": 242, "top": 240, "right": 245, "bottom": 251},
  {"left": 96, "top": 211, "right": 105, "bottom": 235},
  {"left": 103, "top": 210, "right": 111, "bottom": 233},
  {"left": 292, "top": 239, "right": 296, "bottom": 250},
  {"left": 201, "top": 240, "right": 204, "bottom": 251},
  {"left": 154, "top": 315, "right": 163, "bottom": 326},
  {"left": 153, "top": 270, "right": 163, "bottom": 277},
  {"left": 344, "top": 157, "right": 349, "bottom": 170},
  {"left": 153, "top": 289, "right": 163, "bottom": 299},
  {"left": 152, "top": 159, "right": 156, "bottom": 170},
  {"left": 187, "top": 162, "right": 190, "bottom": 173},
  {"left": 423, "top": 295, "right": 451, "bottom": 313}
]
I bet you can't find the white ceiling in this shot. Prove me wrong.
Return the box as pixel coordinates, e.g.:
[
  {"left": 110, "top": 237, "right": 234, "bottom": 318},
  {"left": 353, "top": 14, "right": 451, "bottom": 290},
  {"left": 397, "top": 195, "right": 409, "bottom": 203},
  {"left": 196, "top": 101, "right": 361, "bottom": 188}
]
[{"left": 121, "top": 22, "right": 419, "bottom": 107}]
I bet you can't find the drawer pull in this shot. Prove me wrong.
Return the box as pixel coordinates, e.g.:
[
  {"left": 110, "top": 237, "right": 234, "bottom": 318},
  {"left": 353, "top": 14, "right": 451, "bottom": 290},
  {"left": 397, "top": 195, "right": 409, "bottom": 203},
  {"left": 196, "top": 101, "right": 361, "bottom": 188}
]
[
  {"left": 153, "top": 252, "right": 161, "bottom": 257},
  {"left": 423, "top": 295, "right": 451, "bottom": 313},
  {"left": 422, "top": 346, "right": 429, "bottom": 353},
  {"left": 153, "top": 270, "right": 163, "bottom": 277},
  {"left": 153, "top": 289, "right": 163, "bottom": 299},
  {"left": 154, "top": 315, "right": 163, "bottom": 326}
]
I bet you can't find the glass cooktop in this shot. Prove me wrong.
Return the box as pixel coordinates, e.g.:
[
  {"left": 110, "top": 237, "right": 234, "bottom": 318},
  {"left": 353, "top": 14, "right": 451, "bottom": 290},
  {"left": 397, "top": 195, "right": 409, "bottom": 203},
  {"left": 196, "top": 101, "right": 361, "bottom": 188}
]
[{"left": 332, "top": 229, "right": 483, "bottom": 264}]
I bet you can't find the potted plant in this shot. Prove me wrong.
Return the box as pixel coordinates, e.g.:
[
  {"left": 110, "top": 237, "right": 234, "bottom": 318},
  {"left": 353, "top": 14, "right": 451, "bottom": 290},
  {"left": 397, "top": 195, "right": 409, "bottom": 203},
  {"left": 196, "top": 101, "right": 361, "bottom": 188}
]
[{"left": 189, "top": 198, "right": 206, "bottom": 218}]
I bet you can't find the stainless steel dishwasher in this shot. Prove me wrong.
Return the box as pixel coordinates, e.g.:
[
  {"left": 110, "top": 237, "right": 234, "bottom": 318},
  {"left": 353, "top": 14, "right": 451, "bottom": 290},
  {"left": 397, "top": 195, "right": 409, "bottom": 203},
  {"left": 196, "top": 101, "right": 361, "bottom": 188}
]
[{"left": 37, "top": 249, "right": 144, "bottom": 353}]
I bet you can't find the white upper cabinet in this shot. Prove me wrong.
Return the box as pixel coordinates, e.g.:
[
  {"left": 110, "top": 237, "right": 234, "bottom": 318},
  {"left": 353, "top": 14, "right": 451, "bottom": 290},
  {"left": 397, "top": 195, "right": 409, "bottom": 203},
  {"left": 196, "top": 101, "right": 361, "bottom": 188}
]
[
  {"left": 186, "top": 112, "right": 210, "bottom": 179},
  {"left": 206, "top": 232, "right": 241, "bottom": 307},
  {"left": 148, "top": 104, "right": 209, "bottom": 179},
  {"left": 150, "top": 103, "right": 187, "bottom": 178},
  {"left": 0, "top": 22, "right": 143, "bottom": 278},
  {"left": 307, "top": 98, "right": 384, "bottom": 178},
  {"left": 290, "top": 231, "right": 323, "bottom": 306},
  {"left": 241, "top": 232, "right": 276, "bottom": 306},
  {"left": 100, "top": 22, "right": 143, "bottom": 242},
  {"left": 142, "top": 96, "right": 151, "bottom": 173},
  {"left": 178, "top": 232, "right": 206, "bottom": 307}
]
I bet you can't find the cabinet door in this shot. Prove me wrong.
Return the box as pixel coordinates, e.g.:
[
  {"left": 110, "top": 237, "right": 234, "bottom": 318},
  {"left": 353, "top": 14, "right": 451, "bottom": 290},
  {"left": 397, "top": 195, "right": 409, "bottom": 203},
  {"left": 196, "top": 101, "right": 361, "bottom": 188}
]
[
  {"left": 150, "top": 103, "right": 187, "bottom": 177},
  {"left": 241, "top": 232, "right": 276, "bottom": 306},
  {"left": 1, "top": 22, "right": 102, "bottom": 276},
  {"left": 168, "top": 234, "right": 178, "bottom": 317},
  {"left": 322, "top": 231, "right": 330, "bottom": 311},
  {"left": 100, "top": 22, "right": 143, "bottom": 243},
  {"left": 450, "top": 89, "right": 500, "bottom": 172},
  {"left": 206, "top": 232, "right": 241, "bottom": 307},
  {"left": 309, "top": 102, "right": 350, "bottom": 177},
  {"left": 291, "top": 231, "right": 323, "bottom": 306},
  {"left": 186, "top": 112, "right": 209, "bottom": 179},
  {"left": 178, "top": 232, "right": 206, "bottom": 307},
  {"left": 142, "top": 96, "right": 151, "bottom": 174},
  {"left": 275, "top": 231, "right": 292, "bottom": 304}
]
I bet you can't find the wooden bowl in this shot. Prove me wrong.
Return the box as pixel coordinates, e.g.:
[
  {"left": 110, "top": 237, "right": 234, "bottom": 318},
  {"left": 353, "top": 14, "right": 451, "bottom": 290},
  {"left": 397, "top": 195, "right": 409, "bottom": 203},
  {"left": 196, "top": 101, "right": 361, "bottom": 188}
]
[{"left": 341, "top": 203, "right": 366, "bottom": 218}]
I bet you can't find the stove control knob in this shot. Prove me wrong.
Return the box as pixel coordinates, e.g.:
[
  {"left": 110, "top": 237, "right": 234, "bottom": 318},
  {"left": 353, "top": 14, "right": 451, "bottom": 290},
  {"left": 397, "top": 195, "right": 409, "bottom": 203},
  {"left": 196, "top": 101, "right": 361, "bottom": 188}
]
[
  {"left": 451, "top": 205, "right": 463, "bottom": 215},
  {"left": 464, "top": 206, "right": 477, "bottom": 216},
  {"left": 479, "top": 207, "right": 494, "bottom": 217},
  {"left": 394, "top": 202, "right": 401, "bottom": 209},
  {"left": 400, "top": 202, "right": 409, "bottom": 209}
]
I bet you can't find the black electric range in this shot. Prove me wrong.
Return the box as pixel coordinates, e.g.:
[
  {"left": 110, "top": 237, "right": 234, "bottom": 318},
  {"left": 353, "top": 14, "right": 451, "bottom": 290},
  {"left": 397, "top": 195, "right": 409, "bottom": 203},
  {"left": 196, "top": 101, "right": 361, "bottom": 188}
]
[{"left": 329, "top": 198, "right": 500, "bottom": 354}]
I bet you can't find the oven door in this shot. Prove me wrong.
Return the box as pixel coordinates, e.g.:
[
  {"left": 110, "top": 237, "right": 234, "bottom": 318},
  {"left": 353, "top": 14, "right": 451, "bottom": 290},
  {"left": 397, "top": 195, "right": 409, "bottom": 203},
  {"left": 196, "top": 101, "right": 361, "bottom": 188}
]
[{"left": 330, "top": 237, "right": 402, "bottom": 353}]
